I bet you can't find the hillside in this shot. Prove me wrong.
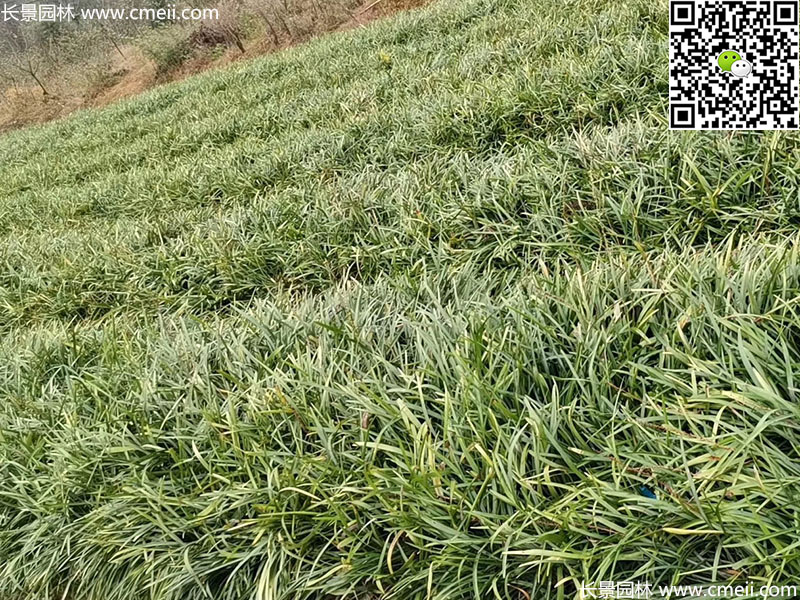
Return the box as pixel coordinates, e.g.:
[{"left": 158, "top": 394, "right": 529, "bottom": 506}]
[
  {"left": 0, "top": 0, "right": 427, "bottom": 133},
  {"left": 2, "top": 0, "right": 800, "bottom": 598}
]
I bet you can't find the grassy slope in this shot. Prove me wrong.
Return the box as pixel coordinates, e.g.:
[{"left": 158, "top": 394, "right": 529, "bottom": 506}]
[{"left": 2, "top": 0, "right": 800, "bottom": 597}]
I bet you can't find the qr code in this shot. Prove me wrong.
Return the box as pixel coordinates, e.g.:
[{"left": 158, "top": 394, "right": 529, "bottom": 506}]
[{"left": 670, "top": 0, "right": 799, "bottom": 130}]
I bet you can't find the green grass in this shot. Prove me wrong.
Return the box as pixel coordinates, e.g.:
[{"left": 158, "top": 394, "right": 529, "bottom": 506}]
[{"left": 2, "top": 0, "right": 800, "bottom": 598}]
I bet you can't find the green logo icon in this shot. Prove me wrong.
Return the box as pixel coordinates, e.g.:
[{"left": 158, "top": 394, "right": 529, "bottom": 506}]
[{"left": 717, "top": 50, "right": 742, "bottom": 72}]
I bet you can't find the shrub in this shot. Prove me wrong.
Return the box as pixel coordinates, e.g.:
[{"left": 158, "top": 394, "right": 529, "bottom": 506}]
[{"left": 140, "top": 30, "right": 193, "bottom": 79}]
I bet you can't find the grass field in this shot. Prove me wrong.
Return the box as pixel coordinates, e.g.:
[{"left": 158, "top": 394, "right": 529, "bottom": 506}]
[{"left": 2, "top": 0, "right": 800, "bottom": 598}]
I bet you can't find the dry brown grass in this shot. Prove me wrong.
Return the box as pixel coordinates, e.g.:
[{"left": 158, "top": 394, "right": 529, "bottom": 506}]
[
  {"left": 88, "top": 46, "right": 158, "bottom": 108},
  {"left": 0, "top": 87, "right": 78, "bottom": 132}
]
